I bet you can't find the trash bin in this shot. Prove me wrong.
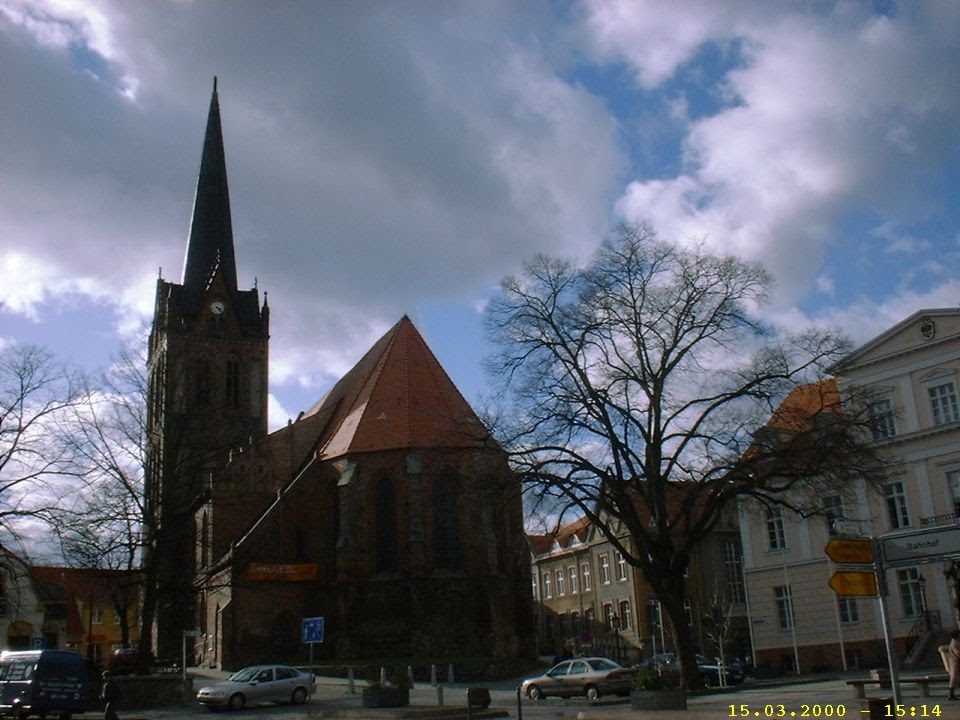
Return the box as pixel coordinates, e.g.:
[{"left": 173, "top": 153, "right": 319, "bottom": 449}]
[{"left": 467, "top": 687, "right": 491, "bottom": 709}]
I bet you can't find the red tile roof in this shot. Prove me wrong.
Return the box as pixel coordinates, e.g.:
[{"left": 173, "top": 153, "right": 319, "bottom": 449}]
[
  {"left": 304, "top": 316, "right": 491, "bottom": 458},
  {"left": 765, "top": 379, "right": 841, "bottom": 431},
  {"left": 528, "top": 516, "right": 592, "bottom": 556}
]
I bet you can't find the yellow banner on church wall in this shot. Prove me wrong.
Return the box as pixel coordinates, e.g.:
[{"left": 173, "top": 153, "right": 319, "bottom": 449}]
[{"left": 245, "top": 562, "right": 318, "bottom": 582}]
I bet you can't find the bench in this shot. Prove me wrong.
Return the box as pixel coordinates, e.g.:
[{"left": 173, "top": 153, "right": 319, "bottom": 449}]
[{"left": 847, "top": 675, "right": 949, "bottom": 699}]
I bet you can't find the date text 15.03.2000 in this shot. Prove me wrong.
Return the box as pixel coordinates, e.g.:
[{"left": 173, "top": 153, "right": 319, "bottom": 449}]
[{"left": 728, "top": 704, "right": 942, "bottom": 718}]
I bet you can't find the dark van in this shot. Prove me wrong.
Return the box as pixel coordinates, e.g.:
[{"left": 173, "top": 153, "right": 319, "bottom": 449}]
[{"left": 0, "top": 650, "right": 88, "bottom": 719}]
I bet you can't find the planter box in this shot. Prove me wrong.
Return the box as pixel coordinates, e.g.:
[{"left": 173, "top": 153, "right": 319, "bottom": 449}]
[
  {"left": 362, "top": 686, "right": 410, "bottom": 708},
  {"left": 630, "top": 688, "right": 687, "bottom": 711}
]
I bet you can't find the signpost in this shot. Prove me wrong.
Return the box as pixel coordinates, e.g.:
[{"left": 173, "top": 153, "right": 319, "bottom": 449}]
[
  {"left": 302, "top": 616, "right": 325, "bottom": 668},
  {"left": 880, "top": 525, "right": 960, "bottom": 565},
  {"left": 824, "top": 537, "right": 874, "bottom": 565},
  {"left": 828, "top": 570, "right": 878, "bottom": 596}
]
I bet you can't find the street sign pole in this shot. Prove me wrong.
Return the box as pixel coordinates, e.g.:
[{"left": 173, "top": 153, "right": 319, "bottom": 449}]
[{"left": 873, "top": 538, "right": 901, "bottom": 707}]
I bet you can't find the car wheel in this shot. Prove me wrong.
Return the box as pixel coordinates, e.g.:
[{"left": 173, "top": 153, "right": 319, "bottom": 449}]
[
  {"left": 228, "top": 693, "right": 245, "bottom": 711},
  {"left": 291, "top": 687, "right": 308, "bottom": 704},
  {"left": 527, "top": 684, "right": 544, "bottom": 700},
  {"left": 585, "top": 684, "right": 600, "bottom": 701}
]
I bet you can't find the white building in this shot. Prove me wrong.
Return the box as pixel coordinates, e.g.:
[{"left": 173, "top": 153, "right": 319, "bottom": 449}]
[{"left": 739, "top": 309, "right": 960, "bottom": 673}]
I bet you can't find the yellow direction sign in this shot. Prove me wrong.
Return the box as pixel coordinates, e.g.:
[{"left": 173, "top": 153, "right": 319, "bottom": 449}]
[
  {"left": 828, "top": 570, "right": 878, "bottom": 597},
  {"left": 824, "top": 537, "right": 874, "bottom": 565}
]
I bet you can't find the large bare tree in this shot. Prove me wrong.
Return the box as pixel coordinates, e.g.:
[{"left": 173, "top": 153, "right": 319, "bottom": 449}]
[
  {"left": 485, "top": 224, "right": 885, "bottom": 689},
  {"left": 52, "top": 343, "right": 149, "bottom": 650},
  {"left": 0, "top": 344, "right": 84, "bottom": 559}
]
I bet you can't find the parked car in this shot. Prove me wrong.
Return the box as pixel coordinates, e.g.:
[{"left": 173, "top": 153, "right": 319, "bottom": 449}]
[
  {"left": 0, "top": 649, "right": 89, "bottom": 720},
  {"left": 696, "top": 655, "right": 745, "bottom": 687},
  {"left": 521, "top": 657, "right": 634, "bottom": 701},
  {"left": 107, "top": 648, "right": 153, "bottom": 676},
  {"left": 196, "top": 665, "right": 315, "bottom": 710},
  {"left": 638, "top": 652, "right": 677, "bottom": 671}
]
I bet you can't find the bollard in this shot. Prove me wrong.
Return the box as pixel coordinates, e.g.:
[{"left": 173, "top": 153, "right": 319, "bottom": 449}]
[
  {"left": 347, "top": 666, "right": 355, "bottom": 694},
  {"left": 448, "top": 662, "right": 455, "bottom": 684},
  {"left": 407, "top": 665, "right": 414, "bottom": 689},
  {"left": 380, "top": 667, "right": 387, "bottom": 685},
  {"left": 431, "top": 664, "right": 437, "bottom": 686},
  {"left": 437, "top": 683, "right": 444, "bottom": 706},
  {"left": 516, "top": 684, "right": 523, "bottom": 720}
]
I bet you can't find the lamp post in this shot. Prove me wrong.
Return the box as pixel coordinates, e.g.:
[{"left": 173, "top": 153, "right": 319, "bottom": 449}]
[
  {"left": 611, "top": 615, "right": 621, "bottom": 663},
  {"left": 918, "top": 576, "right": 929, "bottom": 631}
]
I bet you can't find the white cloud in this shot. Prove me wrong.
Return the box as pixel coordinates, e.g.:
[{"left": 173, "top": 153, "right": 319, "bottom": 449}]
[{"left": 586, "top": 2, "right": 960, "bottom": 305}]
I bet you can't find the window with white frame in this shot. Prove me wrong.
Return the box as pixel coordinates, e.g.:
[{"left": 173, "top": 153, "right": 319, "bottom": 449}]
[
  {"left": 948, "top": 469, "right": 960, "bottom": 519},
  {"left": 556, "top": 568, "right": 565, "bottom": 596},
  {"left": 93, "top": 607, "right": 105, "bottom": 624},
  {"left": 581, "top": 562, "right": 592, "bottom": 591},
  {"left": 869, "top": 397, "right": 897, "bottom": 440},
  {"left": 616, "top": 551, "right": 627, "bottom": 581},
  {"left": 568, "top": 566, "right": 578, "bottom": 594},
  {"left": 824, "top": 494, "right": 846, "bottom": 537},
  {"left": 838, "top": 597, "right": 859, "bottom": 624},
  {"left": 897, "top": 567, "right": 925, "bottom": 618},
  {"left": 775, "top": 586, "right": 795, "bottom": 630},
  {"left": 599, "top": 554, "right": 611, "bottom": 584},
  {"left": 767, "top": 507, "right": 786, "bottom": 550},
  {"left": 683, "top": 598, "right": 694, "bottom": 626},
  {"left": 619, "top": 600, "right": 633, "bottom": 629},
  {"left": 543, "top": 572, "right": 552, "bottom": 598},
  {"left": 724, "top": 540, "right": 746, "bottom": 603},
  {"left": 603, "top": 603, "right": 615, "bottom": 629},
  {"left": 532, "top": 575, "right": 538, "bottom": 599},
  {"left": 884, "top": 481, "right": 910, "bottom": 529},
  {"left": 929, "top": 381, "right": 960, "bottom": 426}
]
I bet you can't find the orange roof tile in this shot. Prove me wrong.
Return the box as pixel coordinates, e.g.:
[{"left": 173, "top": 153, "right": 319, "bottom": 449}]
[
  {"left": 304, "top": 316, "right": 491, "bottom": 458},
  {"left": 765, "top": 379, "right": 841, "bottom": 431}
]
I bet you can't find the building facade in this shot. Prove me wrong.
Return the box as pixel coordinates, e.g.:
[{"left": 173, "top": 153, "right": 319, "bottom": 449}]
[
  {"left": 739, "top": 309, "right": 960, "bottom": 673},
  {"left": 530, "top": 513, "right": 748, "bottom": 665},
  {"left": 149, "top": 83, "right": 535, "bottom": 669},
  {"left": 1, "top": 552, "right": 139, "bottom": 660}
]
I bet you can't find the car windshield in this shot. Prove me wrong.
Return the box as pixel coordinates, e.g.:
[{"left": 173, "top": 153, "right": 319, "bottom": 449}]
[{"left": 229, "top": 667, "right": 262, "bottom": 682}]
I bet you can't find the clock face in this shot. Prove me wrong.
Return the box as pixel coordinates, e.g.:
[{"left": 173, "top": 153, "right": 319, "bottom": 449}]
[{"left": 210, "top": 300, "right": 225, "bottom": 315}]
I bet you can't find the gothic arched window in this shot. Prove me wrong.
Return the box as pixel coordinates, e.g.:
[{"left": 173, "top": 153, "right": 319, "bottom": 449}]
[
  {"left": 433, "top": 477, "right": 462, "bottom": 569},
  {"left": 375, "top": 477, "right": 399, "bottom": 572},
  {"left": 225, "top": 356, "right": 241, "bottom": 408}
]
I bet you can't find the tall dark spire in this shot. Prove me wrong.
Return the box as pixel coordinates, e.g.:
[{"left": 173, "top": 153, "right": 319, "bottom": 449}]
[{"left": 182, "top": 77, "right": 237, "bottom": 294}]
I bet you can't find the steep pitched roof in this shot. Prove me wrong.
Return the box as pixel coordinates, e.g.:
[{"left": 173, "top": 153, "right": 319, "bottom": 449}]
[
  {"left": 765, "top": 379, "right": 841, "bottom": 432},
  {"left": 182, "top": 77, "right": 237, "bottom": 295},
  {"left": 304, "top": 315, "right": 491, "bottom": 458}
]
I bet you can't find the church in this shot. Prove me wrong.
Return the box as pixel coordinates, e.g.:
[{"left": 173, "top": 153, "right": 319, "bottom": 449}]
[{"left": 145, "top": 81, "right": 535, "bottom": 669}]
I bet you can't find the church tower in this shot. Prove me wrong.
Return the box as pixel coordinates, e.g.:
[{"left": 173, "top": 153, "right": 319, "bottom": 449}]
[{"left": 145, "top": 79, "right": 270, "bottom": 658}]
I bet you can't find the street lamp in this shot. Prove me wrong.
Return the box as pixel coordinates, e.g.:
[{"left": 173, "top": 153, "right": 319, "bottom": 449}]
[
  {"left": 918, "top": 576, "right": 929, "bottom": 631},
  {"left": 611, "top": 615, "right": 621, "bottom": 663}
]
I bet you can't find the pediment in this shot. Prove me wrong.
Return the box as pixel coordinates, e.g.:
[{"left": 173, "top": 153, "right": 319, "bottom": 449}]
[{"left": 834, "top": 309, "right": 960, "bottom": 371}]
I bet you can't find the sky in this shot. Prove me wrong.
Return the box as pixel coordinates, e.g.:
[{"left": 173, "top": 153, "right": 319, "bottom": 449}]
[{"left": 2, "top": 0, "right": 959, "bottom": 432}]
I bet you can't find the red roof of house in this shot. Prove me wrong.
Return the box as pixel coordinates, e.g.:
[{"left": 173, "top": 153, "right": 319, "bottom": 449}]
[
  {"left": 765, "top": 379, "right": 841, "bottom": 431},
  {"left": 304, "top": 316, "right": 491, "bottom": 458},
  {"left": 528, "top": 516, "right": 592, "bottom": 556}
]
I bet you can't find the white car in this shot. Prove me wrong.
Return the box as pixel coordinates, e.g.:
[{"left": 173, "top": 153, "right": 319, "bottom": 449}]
[{"left": 196, "top": 665, "right": 315, "bottom": 710}]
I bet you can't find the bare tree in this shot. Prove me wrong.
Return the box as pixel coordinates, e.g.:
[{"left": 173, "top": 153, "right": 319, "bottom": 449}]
[
  {"left": 51, "top": 343, "right": 149, "bottom": 648},
  {"left": 484, "top": 224, "right": 885, "bottom": 689},
  {"left": 0, "top": 344, "right": 84, "bottom": 560}
]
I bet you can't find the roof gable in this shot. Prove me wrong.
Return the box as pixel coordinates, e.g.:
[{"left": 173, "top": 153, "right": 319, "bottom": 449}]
[
  {"left": 833, "top": 308, "right": 960, "bottom": 372},
  {"left": 305, "top": 316, "right": 490, "bottom": 458}
]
